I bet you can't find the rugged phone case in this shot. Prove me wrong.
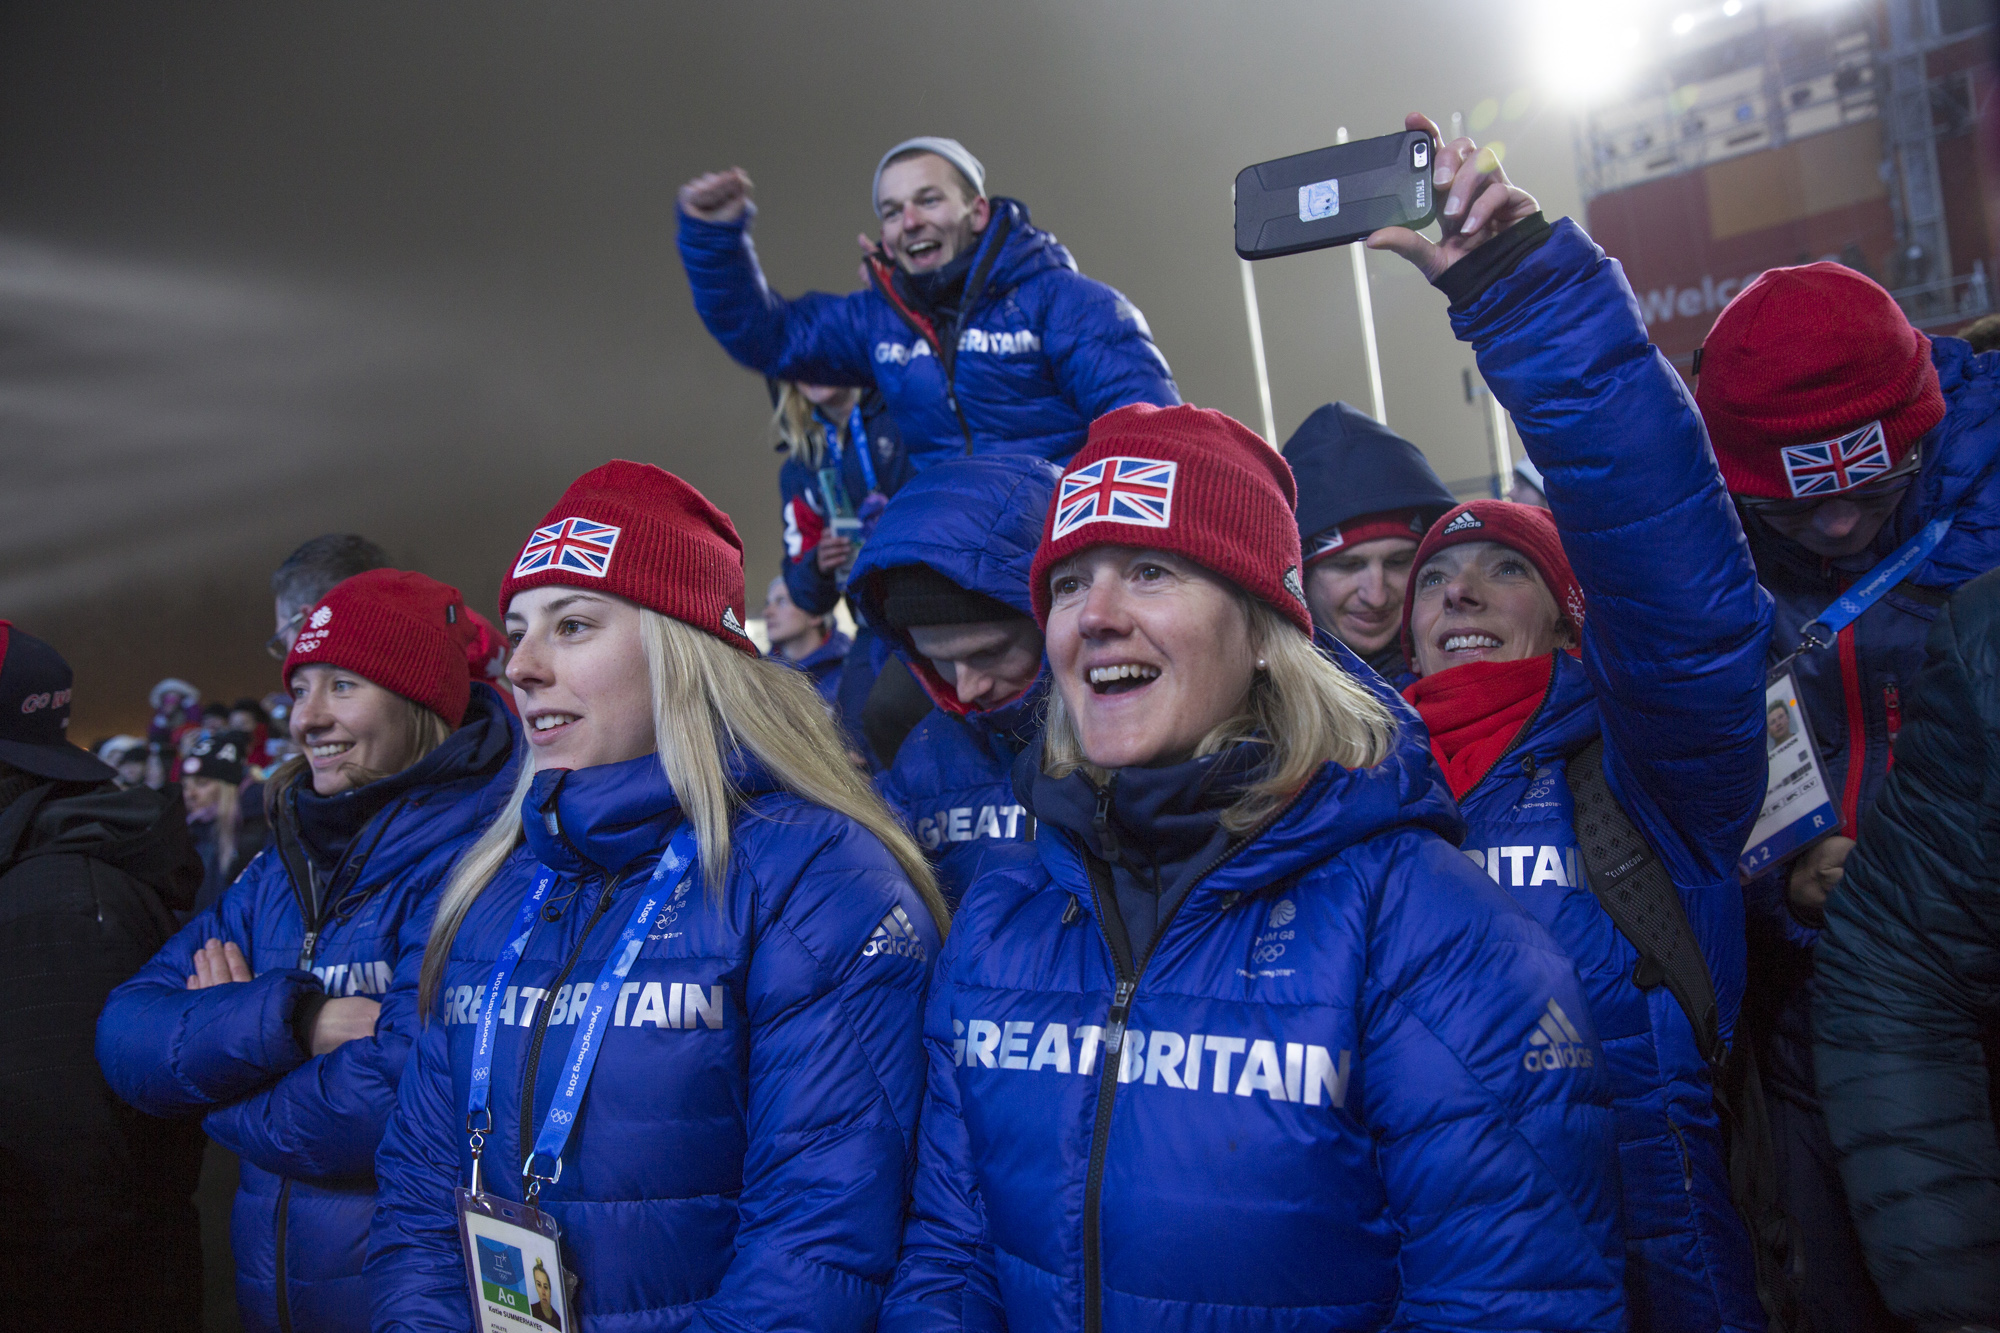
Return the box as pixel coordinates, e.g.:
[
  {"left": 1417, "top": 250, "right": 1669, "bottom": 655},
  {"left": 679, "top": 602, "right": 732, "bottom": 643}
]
[{"left": 1233, "top": 130, "right": 1438, "bottom": 259}]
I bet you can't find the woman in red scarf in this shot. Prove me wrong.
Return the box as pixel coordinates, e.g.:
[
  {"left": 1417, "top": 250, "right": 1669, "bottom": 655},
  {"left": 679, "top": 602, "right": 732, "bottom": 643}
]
[{"left": 1380, "top": 112, "right": 1772, "bottom": 1331}]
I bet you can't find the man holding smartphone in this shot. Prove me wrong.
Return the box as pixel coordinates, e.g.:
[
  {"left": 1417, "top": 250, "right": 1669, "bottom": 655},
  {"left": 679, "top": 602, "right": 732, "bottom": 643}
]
[{"left": 675, "top": 137, "right": 1180, "bottom": 471}]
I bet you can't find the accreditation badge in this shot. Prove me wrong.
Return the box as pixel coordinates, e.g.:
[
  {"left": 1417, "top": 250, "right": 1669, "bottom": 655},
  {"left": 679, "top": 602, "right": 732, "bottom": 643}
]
[
  {"left": 1737, "top": 668, "right": 1841, "bottom": 879},
  {"left": 456, "top": 1187, "right": 574, "bottom": 1332}
]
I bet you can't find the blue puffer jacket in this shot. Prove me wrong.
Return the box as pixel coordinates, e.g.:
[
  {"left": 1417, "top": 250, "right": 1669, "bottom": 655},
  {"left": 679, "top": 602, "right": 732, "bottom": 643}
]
[
  {"left": 779, "top": 388, "right": 914, "bottom": 617},
  {"left": 851, "top": 455, "right": 1060, "bottom": 907},
  {"left": 366, "top": 750, "right": 940, "bottom": 1333},
  {"left": 772, "top": 630, "right": 850, "bottom": 710},
  {"left": 1740, "top": 334, "right": 2000, "bottom": 1096},
  {"left": 882, "top": 642, "right": 1626, "bottom": 1332},
  {"left": 679, "top": 198, "right": 1179, "bottom": 469},
  {"left": 1438, "top": 220, "right": 1774, "bottom": 1330},
  {"left": 97, "top": 684, "right": 520, "bottom": 1333}
]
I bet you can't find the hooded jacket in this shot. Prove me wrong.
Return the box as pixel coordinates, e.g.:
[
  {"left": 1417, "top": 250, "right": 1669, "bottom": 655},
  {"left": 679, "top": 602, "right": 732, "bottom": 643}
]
[
  {"left": 97, "top": 684, "right": 520, "bottom": 1333},
  {"left": 851, "top": 456, "right": 1059, "bottom": 906},
  {"left": 1813, "top": 567, "right": 2000, "bottom": 1327},
  {"left": 2, "top": 777, "right": 207, "bottom": 1333},
  {"left": 1426, "top": 219, "right": 1774, "bottom": 1331},
  {"left": 679, "top": 198, "right": 1179, "bottom": 469},
  {"left": 881, "top": 641, "right": 1626, "bottom": 1332},
  {"left": 365, "top": 750, "right": 939, "bottom": 1333},
  {"left": 1282, "top": 403, "right": 1459, "bottom": 682}
]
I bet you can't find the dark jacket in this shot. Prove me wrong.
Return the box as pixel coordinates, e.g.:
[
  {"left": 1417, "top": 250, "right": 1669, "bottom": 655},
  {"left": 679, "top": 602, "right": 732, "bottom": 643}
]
[
  {"left": 97, "top": 685, "right": 520, "bottom": 1333},
  {"left": 680, "top": 198, "right": 1180, "bottom": 468},
  {"left": 366, "top": 751, "right": 939, "bottom": 1333},
  {"left": 881, "top": 642, "right": 1626, "bottom": 1332},
  {"left": 851, "top": 455, "right": 1060, "bottom": 907},
  {"left": 1814, "top": 567, "right": 2000, "bottom": 1327},
  {"left": 2, "top": 777, "right": 207, "bottom": 1333},
  {"left": 1439, "top": 218, "right": 1773, "bottom": 1330},
  {"left": 779, "top": 389, "right": 914, "bottom": 617}
]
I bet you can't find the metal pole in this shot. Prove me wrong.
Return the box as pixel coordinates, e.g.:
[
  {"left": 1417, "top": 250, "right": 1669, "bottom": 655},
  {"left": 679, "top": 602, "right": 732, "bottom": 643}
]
[
  {"left": 1237, "top": 257, "right": 1278, "bottom": 444},
  {"left": 1487, "top": 391, "right": 1514, "bottom": 498},
  {"left": 1336, "top": 126, "right": 1388, "bottom": 424}
]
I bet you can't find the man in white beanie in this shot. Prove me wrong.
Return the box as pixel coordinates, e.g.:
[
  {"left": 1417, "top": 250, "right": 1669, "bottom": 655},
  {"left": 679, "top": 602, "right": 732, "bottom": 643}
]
[{"left": 676, "top": 137, "right": 1179, "bottom": 471}]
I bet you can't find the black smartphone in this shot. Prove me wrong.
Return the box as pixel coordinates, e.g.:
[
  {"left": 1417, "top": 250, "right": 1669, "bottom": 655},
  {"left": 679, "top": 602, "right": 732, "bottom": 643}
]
[{"left": 1233, "top": 129, "right": 1438, "bottom": 260}]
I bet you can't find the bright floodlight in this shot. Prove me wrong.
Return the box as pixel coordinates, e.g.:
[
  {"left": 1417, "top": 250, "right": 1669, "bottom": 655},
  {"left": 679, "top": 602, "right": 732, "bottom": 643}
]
[
  {"left": 1722, "top": 0, "right": 1743, "bottom": 13},
  {"left": 1533, "top": 0, "right": 1645, "bottom": 104},
  {"left": 1671, "top": 11, "right": 1699, "bottom": 33}
]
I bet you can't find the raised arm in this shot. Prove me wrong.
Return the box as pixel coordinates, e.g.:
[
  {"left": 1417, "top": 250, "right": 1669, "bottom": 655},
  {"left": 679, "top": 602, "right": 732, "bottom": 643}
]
[
  {"left": 675, "top": 168, "right": 878, "bottom": 386},
  {"left": 1373, "top": 116, "right": 1770, "bottom": 887},
  {"left": 1814, "top": 580, "right": 2000, "bottom": 1325},
  {"left": 96, "top": 857, "right": 320, "bottom": 1116}
]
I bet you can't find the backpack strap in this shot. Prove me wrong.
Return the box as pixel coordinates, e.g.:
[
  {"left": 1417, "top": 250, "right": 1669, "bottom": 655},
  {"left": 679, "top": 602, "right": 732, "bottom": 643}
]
[{"left": 1568, "top": 736, "right": 1724, "bottom": 1069}]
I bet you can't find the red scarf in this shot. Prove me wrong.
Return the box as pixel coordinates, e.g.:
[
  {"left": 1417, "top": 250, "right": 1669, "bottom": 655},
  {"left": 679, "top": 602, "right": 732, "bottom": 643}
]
[{"left": 1402, "top": 654, "right": 1556, "bottom": 800}]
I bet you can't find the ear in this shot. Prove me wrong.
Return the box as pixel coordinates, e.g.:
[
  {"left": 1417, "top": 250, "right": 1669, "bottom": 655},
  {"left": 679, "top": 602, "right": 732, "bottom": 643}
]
[{"left": 970, "top": 195, "right": 992, "bottom": 232}]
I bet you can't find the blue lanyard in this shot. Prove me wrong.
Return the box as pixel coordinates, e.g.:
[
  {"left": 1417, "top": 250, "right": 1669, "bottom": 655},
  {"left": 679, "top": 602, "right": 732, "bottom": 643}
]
[
  {"left": 1778, "top": 516, "right": 1952, "bottom": 667},
  {"left": 815, "top": 404, "right": 880, "bottom": 497},
  {"left": 463, "top": 824, "right": 700, "bottom": 1199}
]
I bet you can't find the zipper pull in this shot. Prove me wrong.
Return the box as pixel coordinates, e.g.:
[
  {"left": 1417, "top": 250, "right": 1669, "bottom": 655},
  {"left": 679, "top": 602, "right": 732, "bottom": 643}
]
[
  {"left": 1091, "top": 776, "right": 1120, "bottom": 862},
  {"left": 1062, "top": 894, "right": 1082, "bottom": 926},
  {"left": 1103, "top": 979, "right": 1137, "bottom": 1055},
  {"left": 1519, "top": 751, "right": 1537, "bottom": 777},
  {"left": 297, "top": 929, "right": 319, "bottom": 970}
]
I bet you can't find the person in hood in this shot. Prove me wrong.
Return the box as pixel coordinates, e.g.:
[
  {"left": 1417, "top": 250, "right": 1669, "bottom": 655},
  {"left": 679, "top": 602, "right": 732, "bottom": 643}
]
[
  {"left": 850, "top": 455, "right": 1059, "bottom": 907},
  {"left": 0, "top": 622, "right": 208, "bottom": 1333},
  {"left": 883, "top": 404, "right": 1625, "bottom": 1331},
  {"left": 1281, "top": 401, "right": 1457, "bottom": 680},
  {"left": 1697, "top": 260, "right": 2000, "bottom": 1332},
  {"left": 98, "top": 569, "right": 522, "bottom": 1333},
  {"left": 1378, "top": 118, "right": 1772, "bottom": 1330},
  {"left": 366, "top": 461, "right": 945, "bottom": 1333},
  {"left": 677, "top": 137, "right": 1180, "bottom": 469}
]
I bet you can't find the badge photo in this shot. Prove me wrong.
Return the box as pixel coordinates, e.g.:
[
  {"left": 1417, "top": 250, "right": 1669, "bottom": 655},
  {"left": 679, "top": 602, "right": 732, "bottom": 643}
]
[{"left": 457, "top": 1188, "right": 571, "bottom": 1333}]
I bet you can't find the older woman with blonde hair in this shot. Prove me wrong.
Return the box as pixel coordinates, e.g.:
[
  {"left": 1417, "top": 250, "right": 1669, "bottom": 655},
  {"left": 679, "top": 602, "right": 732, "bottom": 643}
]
[
  {"left": 367, "top": 461, "right": 945, "bottom": 1333},
  {"left": 882, "top": 404, "right": 1626, "bottom": 1331}
]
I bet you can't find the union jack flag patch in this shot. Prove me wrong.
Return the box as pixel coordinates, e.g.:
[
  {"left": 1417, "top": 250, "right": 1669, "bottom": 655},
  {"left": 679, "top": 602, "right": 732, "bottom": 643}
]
[
  {"left": 513, "top": 517, "right": 623, "bottom": 579},
  {"left": 1052, "top": 456, "right": 1177, "bottom": 541},
  {"left": 1780, "top": 421, "right": 1892, "bottom": 498}
]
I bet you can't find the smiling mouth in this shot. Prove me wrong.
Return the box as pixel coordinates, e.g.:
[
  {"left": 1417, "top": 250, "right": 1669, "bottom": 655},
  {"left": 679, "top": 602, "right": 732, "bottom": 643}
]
[
  {"left": 308, "top": 741, "right": 353, "bottom": 762},
  {"left": 1439, "top": 632, "right": 1503, "bottom": 655},
  {"left": 1087, "top": 663, "right": 1161, "bottom": 695},
  {"left": 529, "top": 713, "right": 581, "bottom": 737},
  {"left": 904, "top": 238, "right": 943, "bottom": 263}
]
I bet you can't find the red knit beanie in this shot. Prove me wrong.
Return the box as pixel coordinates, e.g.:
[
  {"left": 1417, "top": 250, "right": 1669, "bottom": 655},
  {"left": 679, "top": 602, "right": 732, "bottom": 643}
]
[
  {"left": 1305, "top": 507, "right": 1432, "bottom": 566},
  {"left": 1399, "top": 501, "right": 1584, "bottom": 666},
  {"left": 284, "top": 569, "right": 475, "bottom": 725},
  {"left": 1696, "top": 263, "right": 1943, "bottom": 499},
  {"left": 1029, "top": 403, "right": 1312, "bottom": 636},
  {"left": 498, "top": 461, "right": 757, "bottom": 657}
]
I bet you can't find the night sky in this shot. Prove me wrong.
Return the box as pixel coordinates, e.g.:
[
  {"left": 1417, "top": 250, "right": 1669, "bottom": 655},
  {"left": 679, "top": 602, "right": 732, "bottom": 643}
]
[{"left": 0, "top": 1, "right": 1581, "bottom": 738}]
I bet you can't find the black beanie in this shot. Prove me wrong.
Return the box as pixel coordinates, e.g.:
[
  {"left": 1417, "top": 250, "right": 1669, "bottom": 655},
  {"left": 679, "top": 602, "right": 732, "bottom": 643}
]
[
  {"left": 878, "top": 564, "right": 1020, "bottom": 628},
  {"left": 181, "top": 730, "right": 250, "bottom": 785}
]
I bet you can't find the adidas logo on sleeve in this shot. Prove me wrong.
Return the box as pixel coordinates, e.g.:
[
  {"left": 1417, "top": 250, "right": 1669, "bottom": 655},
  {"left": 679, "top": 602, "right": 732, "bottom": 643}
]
[
  {"left": 862, "top": 904, "right": 927, "bottom": 963},
  {"left": 1522, "top": 997, "right": 1593, "bottom": 1072}
]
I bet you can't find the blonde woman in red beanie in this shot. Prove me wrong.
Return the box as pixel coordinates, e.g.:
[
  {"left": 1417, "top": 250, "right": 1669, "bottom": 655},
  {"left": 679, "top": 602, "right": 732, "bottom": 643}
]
[
  {"left": 99, "top": 569, "right": 524, "bottom": 1333},
  {"left": 367, "top": 461, "right": 944, "bottom": 1333},
  {"left": 1376, "top": 115, "right": 1774, "bottom": 1330},
  {"left": 1697, "top": 258, "right": 2000, "bottom": 1330},
  {"left": 883, "top": 402, "right": 1626, "bottom": 1330}
]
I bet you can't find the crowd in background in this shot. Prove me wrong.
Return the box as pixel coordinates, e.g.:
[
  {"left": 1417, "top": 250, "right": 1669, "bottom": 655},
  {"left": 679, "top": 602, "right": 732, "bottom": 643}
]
[{"left": 1, "top": 116, "right": 1995, "bottom": 1333}]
